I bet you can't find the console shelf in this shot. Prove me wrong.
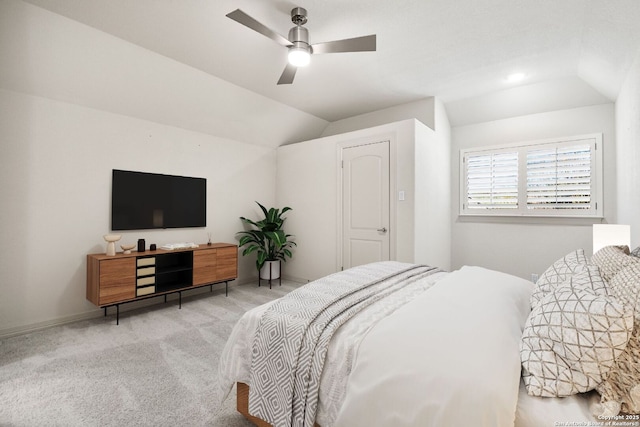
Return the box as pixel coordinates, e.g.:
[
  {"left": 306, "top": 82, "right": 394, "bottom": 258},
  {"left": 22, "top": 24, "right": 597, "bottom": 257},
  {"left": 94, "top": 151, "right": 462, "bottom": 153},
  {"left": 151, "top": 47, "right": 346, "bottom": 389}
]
[{"left": 86, "top": 243, "right": 237, "bottom": 324}]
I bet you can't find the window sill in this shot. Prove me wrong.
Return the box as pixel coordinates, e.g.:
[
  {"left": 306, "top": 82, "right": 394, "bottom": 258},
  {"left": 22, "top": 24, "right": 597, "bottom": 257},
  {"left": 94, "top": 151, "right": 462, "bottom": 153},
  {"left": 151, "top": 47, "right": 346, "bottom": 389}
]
[{"left": 457, "top": 214, "right": 604, "bottom": 226}]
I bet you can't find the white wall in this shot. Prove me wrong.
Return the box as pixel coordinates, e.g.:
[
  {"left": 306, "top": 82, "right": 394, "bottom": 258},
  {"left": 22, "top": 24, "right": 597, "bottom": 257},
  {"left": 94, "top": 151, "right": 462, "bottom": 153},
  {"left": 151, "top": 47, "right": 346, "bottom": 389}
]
[
  {"left": 320, "top": 98, "right": 436, "bottom": 138},
  {"left": 0, "top": 0, "right": 328, "bottom": 148},
  {"left": 451, "top": 103, "right": 616, "bottom": 279},
  {"left": 275, "top": 139, "right": 338, "bottom": 282},
  {"left": 0, "top": 89, "right": 276, "bottom": 335},
  {"left": 414, "top": 99, "right": 451, "bottom": 270},
  {"left": 615, "top": 49, "right": 640, "bottom": 246},
  {"left": 277, "top": 119, "right": 451, "bottom": 282}
]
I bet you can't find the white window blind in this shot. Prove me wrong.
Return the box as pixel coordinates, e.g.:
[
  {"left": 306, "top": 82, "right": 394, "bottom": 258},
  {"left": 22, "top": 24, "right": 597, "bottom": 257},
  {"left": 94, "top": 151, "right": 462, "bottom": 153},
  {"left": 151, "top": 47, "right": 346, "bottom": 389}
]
[
  {"left": 460, "top": 134, "right": 602, "bottom": 218},
  {"left": 466, "top": 151, "right": 518, "bottom": 210},
  {"left": 526, "top": 144, "right": 591, "bottom": 210}
]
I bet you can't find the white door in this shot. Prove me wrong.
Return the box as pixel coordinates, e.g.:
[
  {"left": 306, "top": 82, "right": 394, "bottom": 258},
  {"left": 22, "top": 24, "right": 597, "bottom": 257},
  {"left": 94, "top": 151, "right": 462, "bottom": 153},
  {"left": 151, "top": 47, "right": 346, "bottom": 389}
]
[{"left": 342, "top": 141, "right": 390, "bottom": 269}]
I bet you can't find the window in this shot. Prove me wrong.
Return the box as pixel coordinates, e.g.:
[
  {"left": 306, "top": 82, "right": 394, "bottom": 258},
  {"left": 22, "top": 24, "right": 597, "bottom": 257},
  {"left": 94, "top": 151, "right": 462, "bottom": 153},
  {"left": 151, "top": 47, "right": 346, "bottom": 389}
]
[{"left": 460, "top": 134, "right": 603, "bottom": 217}]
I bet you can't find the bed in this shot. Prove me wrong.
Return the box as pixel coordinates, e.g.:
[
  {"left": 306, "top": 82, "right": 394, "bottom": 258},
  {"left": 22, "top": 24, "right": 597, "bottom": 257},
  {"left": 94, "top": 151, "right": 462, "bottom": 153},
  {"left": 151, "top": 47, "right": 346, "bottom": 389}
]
[{"left": 219, "top": 249, "right": 640, "bottom": 427}]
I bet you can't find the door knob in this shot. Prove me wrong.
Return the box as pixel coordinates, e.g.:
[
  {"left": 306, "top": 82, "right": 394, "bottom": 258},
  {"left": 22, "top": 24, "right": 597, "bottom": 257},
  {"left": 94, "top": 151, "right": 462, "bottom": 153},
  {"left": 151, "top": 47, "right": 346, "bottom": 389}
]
[{"left": 377, "top": 227, "right": 387, "bottom": 233}]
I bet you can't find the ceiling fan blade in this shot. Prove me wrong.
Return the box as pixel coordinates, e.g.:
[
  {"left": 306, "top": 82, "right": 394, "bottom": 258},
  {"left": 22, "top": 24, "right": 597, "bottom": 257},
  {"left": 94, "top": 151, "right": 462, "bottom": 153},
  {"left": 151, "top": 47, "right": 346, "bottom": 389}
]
[
  {"left": 226, "top": 9, "right": 292, "bottom": 47},
  {"left": 311, "top": 34, "right": 376, "bottom": 54},
  {"left": 277, "top": 63, "right": 297, "bottom": 85}
]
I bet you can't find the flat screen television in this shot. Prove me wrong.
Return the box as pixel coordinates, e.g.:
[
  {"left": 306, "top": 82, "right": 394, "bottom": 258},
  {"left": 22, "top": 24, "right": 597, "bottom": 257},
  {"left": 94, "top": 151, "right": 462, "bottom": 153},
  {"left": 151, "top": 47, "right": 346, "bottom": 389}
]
[{"left": 111, "top": 169, "right": 206, "bottom": 230}]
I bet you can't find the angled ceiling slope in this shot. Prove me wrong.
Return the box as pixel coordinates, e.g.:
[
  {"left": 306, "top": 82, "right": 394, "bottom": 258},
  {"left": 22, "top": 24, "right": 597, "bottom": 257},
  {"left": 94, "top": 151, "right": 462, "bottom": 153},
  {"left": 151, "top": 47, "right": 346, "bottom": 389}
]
[{"left": 19, "top": 0, "right": 640, "bottom": 124}]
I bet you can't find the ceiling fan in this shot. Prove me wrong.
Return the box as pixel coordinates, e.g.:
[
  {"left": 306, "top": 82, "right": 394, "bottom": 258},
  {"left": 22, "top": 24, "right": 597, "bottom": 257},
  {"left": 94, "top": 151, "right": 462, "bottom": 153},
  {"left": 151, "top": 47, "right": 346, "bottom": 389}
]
[{"left": 226, "top": 7, "right": 376, "bottom": 85}]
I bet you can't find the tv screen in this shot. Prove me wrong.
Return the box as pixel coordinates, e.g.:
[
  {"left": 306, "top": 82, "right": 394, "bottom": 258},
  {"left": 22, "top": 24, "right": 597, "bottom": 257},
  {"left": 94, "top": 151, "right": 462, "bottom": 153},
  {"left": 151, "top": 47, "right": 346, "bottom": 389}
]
[{"left": 111, "top": 169, "right": 206, "bottom": 230}]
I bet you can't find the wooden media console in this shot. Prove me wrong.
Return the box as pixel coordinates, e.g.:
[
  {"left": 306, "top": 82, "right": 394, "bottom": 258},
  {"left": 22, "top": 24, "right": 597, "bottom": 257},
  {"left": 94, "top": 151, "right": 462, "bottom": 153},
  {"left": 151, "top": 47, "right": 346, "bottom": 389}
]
[{"left": 86, "top": 243, "right": 237, "bottom": 324}]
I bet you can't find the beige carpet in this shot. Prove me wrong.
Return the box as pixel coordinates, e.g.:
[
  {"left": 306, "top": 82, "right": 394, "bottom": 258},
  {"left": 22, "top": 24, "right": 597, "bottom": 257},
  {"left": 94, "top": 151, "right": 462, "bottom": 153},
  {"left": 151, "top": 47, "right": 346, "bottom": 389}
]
[{"left": 0, "top": 280, "right": 302, "bottom": 426}]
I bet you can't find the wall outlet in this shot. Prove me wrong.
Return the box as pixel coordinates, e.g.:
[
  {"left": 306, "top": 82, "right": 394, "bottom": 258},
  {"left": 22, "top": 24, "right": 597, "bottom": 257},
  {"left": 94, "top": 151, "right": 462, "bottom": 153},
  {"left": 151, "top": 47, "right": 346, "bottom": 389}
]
[{"left": 531, "top": 273, "right": 539, "bottom": 283}]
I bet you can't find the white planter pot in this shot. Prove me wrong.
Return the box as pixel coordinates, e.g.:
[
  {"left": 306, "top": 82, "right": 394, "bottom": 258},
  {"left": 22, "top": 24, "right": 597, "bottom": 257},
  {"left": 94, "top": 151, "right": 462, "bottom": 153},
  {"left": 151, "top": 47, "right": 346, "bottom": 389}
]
[{"left": 259, "top": 260, "right": 281, "bottom": 280}]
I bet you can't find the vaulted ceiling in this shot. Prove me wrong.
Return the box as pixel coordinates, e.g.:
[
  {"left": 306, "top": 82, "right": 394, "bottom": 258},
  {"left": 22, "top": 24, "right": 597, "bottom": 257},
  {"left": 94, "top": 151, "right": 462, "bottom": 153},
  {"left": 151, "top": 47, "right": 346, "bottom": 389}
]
[{"left": 21, "top": 0, "right": 640, "bottom": 126}]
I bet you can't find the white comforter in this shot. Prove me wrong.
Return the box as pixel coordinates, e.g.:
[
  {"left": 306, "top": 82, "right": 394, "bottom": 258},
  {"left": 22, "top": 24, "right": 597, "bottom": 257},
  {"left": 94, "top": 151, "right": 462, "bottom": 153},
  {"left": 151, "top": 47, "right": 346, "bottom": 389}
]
[
  {"left": 220, "top": 265, "right": 536, "bottom": 426},
  {"left": 334, "top": 266, "right": 533, "bottom": 426}
]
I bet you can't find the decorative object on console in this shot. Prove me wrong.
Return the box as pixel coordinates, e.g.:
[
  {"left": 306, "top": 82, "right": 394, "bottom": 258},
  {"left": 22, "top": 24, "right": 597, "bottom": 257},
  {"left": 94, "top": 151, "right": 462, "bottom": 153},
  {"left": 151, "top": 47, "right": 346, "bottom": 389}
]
[
  {"left": 103, "top": 234, "right": 121, "bottom": 256},
  {"left": 237, "top": 202, "right": 296, "bottom": 281},
  {"left": 120, "top": 243, "right": 135, "bottom": 254},
  {"left": 150, "top": 243, "right": 156, "bottom": 251},
  {"left": 160, "top": 242, "right": 198, "bottom": 250},
  {"left": 137, "top": 238, "right": 145, "bottom": 252},
  {"left": 593, "top": 224, "right": 630, "bottom": 254},
  {"left": 207, "top": 232, "right": 212, "bottom": 246}
]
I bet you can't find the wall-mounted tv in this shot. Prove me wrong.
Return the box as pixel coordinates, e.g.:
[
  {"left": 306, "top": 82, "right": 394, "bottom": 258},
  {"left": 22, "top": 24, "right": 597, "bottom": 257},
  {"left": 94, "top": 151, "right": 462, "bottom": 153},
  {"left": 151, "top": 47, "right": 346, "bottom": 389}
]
[{"left": 111, "top": 169, "right": 206, "bottom": 231}]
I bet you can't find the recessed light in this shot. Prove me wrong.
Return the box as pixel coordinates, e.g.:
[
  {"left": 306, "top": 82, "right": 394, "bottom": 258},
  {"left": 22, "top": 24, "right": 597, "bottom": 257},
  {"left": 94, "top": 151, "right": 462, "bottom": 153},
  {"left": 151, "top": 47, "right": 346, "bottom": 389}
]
[{"left": 505, "top": 72, "right": 526, "bottom": 83}]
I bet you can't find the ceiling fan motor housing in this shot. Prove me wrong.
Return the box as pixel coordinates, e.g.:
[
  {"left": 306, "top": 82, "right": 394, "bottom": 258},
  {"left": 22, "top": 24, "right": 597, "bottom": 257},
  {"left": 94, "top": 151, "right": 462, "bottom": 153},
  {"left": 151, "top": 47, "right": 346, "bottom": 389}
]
[
  {"left": 288, "top": 26, "right": 309, "bottom": 44},
  {"left": 290, "top": 7, "right": 308, "bottom": 25}
]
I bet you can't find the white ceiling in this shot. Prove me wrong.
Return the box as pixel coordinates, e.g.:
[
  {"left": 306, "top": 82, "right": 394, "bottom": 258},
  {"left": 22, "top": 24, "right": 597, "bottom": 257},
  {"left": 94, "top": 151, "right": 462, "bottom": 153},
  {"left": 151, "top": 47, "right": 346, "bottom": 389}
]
[{"left": 21, "top": 0, "right": 640, "bottom": 125}]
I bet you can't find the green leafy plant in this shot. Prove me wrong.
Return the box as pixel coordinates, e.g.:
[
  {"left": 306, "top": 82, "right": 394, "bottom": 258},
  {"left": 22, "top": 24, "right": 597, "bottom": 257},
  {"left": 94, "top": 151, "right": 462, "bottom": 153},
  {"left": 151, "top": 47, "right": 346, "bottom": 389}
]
[{"left": 237, "top": 202, "right": 296, "bottom": 272}]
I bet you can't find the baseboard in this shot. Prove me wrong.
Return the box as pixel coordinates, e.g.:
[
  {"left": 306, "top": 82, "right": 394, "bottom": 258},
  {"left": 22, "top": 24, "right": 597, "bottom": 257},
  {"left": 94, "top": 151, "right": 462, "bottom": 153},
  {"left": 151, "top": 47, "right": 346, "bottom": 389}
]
[
  {"left": 0, "top": 310, "right": 104, "bottom": 339},
  {"left": 281, "top": 274, "right": 311, "bottom": 285}
]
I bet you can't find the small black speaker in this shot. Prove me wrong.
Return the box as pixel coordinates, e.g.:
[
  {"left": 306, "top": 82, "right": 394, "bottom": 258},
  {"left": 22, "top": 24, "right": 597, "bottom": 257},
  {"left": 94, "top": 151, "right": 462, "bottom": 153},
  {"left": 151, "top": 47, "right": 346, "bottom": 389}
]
[
  {"left": 137, "top": 238, "right": 145, "bottom": 252},
  {"left": 150, "top": 243, "right": 156, "bottom": 251}
]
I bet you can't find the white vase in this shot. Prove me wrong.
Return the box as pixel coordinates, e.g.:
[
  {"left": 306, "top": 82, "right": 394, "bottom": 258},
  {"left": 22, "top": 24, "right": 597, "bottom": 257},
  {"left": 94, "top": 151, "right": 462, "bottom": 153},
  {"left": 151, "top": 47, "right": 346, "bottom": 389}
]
[
  {"left": 103, "top": 234, "right": 121, "bottom": 256},
  {"left": 259, "top": 260, "right": 281, "bottom": 280}
]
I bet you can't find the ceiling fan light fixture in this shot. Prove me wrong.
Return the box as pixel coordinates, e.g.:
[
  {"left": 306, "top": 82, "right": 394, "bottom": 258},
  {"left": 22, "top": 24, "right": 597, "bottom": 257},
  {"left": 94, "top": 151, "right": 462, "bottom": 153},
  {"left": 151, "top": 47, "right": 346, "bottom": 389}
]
[{"left": 288, "top": 44, "right": 311, "bottom": 67}]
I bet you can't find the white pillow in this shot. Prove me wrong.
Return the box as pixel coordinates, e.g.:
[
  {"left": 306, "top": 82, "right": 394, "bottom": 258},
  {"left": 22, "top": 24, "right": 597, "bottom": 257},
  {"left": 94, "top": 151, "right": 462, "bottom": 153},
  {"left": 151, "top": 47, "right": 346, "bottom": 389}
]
[
  {"left": 521, "top": 269, "right": 634, "bottom": 397},
  {"left": 530, "top": 249, "right": 588, "bottom": 310}
]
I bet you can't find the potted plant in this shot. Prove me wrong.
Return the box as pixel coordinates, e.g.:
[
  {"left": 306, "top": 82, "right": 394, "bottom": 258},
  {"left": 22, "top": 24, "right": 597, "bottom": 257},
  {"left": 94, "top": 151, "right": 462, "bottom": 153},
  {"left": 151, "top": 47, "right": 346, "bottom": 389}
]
[{"left": 237, "top": 202, "right": 296, "bottom": 280}]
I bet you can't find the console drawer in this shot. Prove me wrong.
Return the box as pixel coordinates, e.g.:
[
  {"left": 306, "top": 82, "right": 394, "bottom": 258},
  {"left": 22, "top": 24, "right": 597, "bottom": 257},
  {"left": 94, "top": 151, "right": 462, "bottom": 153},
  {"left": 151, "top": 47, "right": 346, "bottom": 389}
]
[
  {"left": 137, "top": 276, "right": 155, "bottom": 287},
  {"left": 137, "top": 257, "right": 155, "bottom": 267},
  {"left": 137, "top": 266, "right": 155, "bottom": 276},
  {"left": 136, "top": 286, "right": 155, "bottom": 297}
]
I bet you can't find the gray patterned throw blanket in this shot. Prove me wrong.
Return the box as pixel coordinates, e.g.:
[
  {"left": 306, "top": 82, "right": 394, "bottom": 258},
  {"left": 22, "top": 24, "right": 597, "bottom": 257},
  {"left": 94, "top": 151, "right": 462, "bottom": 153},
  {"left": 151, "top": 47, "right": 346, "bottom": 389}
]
[{"left": 248, "top": 261, "right": 440, "bottom": 427}]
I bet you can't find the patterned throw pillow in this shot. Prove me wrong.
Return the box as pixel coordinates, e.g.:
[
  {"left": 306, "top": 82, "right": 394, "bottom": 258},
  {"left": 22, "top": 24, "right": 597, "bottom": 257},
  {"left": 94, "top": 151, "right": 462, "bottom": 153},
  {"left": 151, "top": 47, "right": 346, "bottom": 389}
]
[
  {"left": 596, "top": 262, "right": 640, "bottom": 415},
  {"left": 530, "top": 249, "right": 588, "bottom": 309},
  {"left": 521, "top": 270, "right": 634, "bottom": 397},
  {"left": 591, "top": 245, "right": 636, "bottom": 282},
  {"left": 564, "top": 264, "right": 608, "bottom": 297}
]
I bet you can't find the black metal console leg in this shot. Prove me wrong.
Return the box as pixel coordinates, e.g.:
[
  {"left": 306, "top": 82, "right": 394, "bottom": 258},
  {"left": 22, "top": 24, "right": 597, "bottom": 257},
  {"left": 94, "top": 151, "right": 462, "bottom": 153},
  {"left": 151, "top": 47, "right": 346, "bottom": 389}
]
[
  {"left": 179, "top": 291, "right": 182, "bottom": 309},
  {"left": 104, "top": 307, "right": 107, "bottom": 317},
  {"left": 116, "top": 304, "right": 120, "bottom": 325},
  {"left": 225, "top": 281, "right": 228, "bottom": 297}
]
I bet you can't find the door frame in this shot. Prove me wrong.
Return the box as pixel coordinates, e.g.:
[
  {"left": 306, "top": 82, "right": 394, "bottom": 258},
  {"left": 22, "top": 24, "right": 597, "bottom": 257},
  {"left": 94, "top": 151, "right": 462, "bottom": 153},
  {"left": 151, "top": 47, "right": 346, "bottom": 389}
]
[{"left": 336, "top": 134, "right": 397, "bottom": 271}]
